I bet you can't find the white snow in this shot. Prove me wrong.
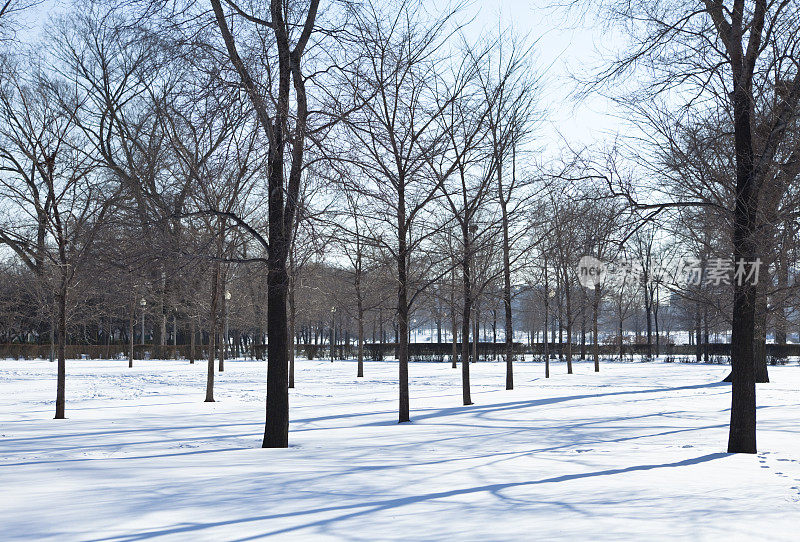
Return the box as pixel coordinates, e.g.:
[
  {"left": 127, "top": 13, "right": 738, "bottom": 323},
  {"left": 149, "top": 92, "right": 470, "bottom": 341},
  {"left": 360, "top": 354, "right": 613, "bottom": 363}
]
[{"left": 1, "top": 358, "right": 799, "bottom": 541}]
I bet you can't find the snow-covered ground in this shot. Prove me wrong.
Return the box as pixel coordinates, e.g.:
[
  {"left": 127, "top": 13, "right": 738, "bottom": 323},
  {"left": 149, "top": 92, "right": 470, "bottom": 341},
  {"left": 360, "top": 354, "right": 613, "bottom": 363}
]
[{"left": 1, "top": 358, "right": 799, "bottom": 541}]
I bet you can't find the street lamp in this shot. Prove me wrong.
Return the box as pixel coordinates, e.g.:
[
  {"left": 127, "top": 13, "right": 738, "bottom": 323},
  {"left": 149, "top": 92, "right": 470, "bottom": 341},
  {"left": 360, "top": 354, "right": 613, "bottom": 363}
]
[
  {"left": 225, "top": 290, "right": 231, "bottom": 360},
  {"left": 140, "top": 298, "right": 146, "bottom": 345}
]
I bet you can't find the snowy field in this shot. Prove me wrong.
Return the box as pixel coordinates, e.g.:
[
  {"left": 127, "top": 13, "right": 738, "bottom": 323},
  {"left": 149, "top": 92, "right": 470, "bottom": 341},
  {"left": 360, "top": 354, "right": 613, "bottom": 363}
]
[{"left": 1, "top": 358, "right": 799, "bottom": 541}]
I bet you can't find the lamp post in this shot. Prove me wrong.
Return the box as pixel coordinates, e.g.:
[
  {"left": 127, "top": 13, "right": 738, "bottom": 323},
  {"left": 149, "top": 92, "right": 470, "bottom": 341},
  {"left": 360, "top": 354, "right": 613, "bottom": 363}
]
[
  {"left": 224, "top": 290, "right": 231, "bottom": 360},
  {"left": 140, "top": 298, "right": 146, "bottom": 346}
]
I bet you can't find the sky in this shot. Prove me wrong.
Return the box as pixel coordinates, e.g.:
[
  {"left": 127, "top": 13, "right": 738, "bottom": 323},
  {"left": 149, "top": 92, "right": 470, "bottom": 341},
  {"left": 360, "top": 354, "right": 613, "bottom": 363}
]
[
  {"left": 464, "top": 0, "right": 627, "bottom": 153},
  {"left": 15, "top": 0, "right": 628, "bottom": 157}
]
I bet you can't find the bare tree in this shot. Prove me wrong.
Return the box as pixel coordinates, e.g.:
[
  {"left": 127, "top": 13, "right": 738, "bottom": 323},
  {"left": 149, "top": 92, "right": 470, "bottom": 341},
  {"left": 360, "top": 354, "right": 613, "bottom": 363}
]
[
  {"left": 205, "top": 0, "right": 321, "bottom": 447},
  {"left": 591, "top": 0, "right": 800, "bottom": 453},
  {"left": 433, "top": 73, "right": 494, "bottom": 405},
  {"left": 473, "top": 30, "right": 540, "bottom": 390},
  {"left": 343, "top": 1, "right": 465, "bottom": 422},
  {"left": 0, "top": 64, "right": 113, "bottom": 418}
]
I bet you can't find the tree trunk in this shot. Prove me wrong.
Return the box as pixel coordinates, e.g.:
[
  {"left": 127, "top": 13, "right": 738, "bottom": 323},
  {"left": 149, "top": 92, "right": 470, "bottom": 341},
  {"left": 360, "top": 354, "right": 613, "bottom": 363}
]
[
  {"left": 472, "top": 306, "right": 479, "bottom": 364},
  {"left": 727, "top": 76, "right": 758, "bottom": 454},
  {"left": 496, "top": 137, "right": 515, "bottom": 387},
  {"left": 564, "top": 271, "right": 573, "bottom": 374},
  {"left": 263, "top": 256, "right": 290, "bottom": 446},
  {"left": 654, "top": 287, "right": 660, "bottom": 357},
  {"left": 451, "top": 266, "right": 458, "bottom": 369},
  {"left": 54, "top": 272, "right": 67, "bottom": 419},
  {"left": 645, "top": 283, "right": 653, "bottom": 361},
  {"left": 190, "top": 316, "right": 196, "bottom": 364},
  {"left": 557, "top": 282, "right": 564, "bottom": 361},
  {"left": 157, "top": 272, "right": 167, "bottom": 354},
  {"left": 398, "top": 261, "right": 410, "bottom": 422},
  {"left": 695, "top": 300, "right": 702, "bottom": 363},
  {"left": 461, "top": 229, "right": 472, "bottom": 405},
  {"left": 775, "top": 250, "right": 788, "bottom": 349},
  {"left": 205, "top": 262, "right": 219, "bottom": 403},
  {"left": 357, "top": 291, "right": 364, "bottom": 378},
  {"left": 500, "top": 204, "right": 514, "bottom": 389},
  {"left": 580, "top": 291, "right": 586, "bottom": 361},
  {"left": 355, "top": 247, "right": 364, "bottom": 377},
  {"left": 289, "top": 272, "right": 296, "bottom": 387},
  {"left": 703, "top": 308, "right": 710, "bottom": 363},
  {"left": 128, "top": 298, "right": 134, "bottom": 368},
  {"left": 593, "top": 285, "right": 600, "bottom": 372},
  {"left": 49, "top": 312, "right": 55, "bottom": 363},
  {"left": 262, "top": 134, "right": 291, "bottom": 448},
  {"left": 544, "top": 260, "right": 550, "bottom": 378}
]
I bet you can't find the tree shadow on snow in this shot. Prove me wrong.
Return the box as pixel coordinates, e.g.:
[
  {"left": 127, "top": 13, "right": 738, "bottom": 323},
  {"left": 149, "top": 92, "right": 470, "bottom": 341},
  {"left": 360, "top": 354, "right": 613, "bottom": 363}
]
[
  {"left": 84, "top": 452, "right": 729, "bottom": 542},
  {"left": 362, "top": 381, "right": 730, "bottom": 426}
]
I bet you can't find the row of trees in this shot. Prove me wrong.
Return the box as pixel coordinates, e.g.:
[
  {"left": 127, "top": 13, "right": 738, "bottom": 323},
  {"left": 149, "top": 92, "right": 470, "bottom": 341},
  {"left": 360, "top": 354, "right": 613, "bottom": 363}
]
[{"left": 1, "top": 0, "right": 799, "bottom": 454}]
